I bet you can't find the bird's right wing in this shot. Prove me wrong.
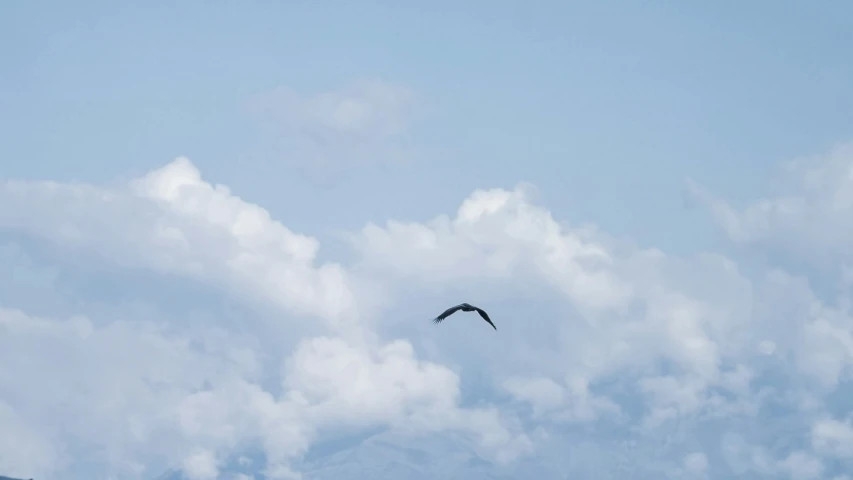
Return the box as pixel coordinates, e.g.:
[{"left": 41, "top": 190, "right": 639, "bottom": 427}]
[{"left": 433, "top": 304, "right": 464, "bottom": 323}]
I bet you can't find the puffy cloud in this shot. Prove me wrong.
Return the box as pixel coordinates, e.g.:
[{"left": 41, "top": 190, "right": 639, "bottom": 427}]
[
  {"left": 721, "top": 434, "right": 827, "bottom": 479},
  {"left": 350, "top": 184, "right": 634, "bottom": 313},
  {"left": 777, "top": 451, "right": 824, "bottom": 480},
  {"left": 685, "top": 142, "right": 853, "bottom": 269},
  {"left": 0, "top": 400, "right": 60, "bottom": 480},
  {"left": 685, "top": 143, "right": 853, "bottom": 392},
  {"left": 1, "top": 157, "right": 363, "bottom": 332},
  {"left": 349, "top": 183, "right": 768, "bottom": 426},
  {"left": 172, "top": 335, "right": 531, "bottom": 478},
  {"left": 349, "top": 174, "right": 853, "bottom": 403},
  {"left": 0, "top": 307, "right": 522, "bottom": 478},
  {"left": 503, "top": 375, "right": 621, "bottom": 423},
  {"left": 683, "top": 451, "right": 709, "bottom": 475},
  {"left": 0, "top": 158, "right": 528, "bottom": 479},
  {"left": 0, "top": 306, "right": 255, "bottom": 478},
  {"left": 344, "top": 155, "right": 853, "bottom": 477},
  {"left": 3, "top": 147, "right": 853, "bottom": 478},
  {"left": 812, "top": 416, "right": 853, "bottom": 459},
  {"left": 182, "top": 449, "right": 219, "bottom": 480},
  {"left": 503, "top": 376, "right": 565, "bottom": 416}
]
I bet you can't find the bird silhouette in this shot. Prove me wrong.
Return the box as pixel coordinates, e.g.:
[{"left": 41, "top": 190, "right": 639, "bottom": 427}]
[{"left": 432, "top": 302, "right": 497, "bottom": 330}]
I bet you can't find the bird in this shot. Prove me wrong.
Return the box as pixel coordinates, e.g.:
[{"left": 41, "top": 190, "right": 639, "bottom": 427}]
[{"left": 432, "top": 302, "right": 497, "bottom": 330}]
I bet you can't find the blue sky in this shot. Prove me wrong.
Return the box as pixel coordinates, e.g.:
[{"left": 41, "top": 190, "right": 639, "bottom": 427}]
[{"left": 2, "top": 2, "right": 853, "bottom": 479}]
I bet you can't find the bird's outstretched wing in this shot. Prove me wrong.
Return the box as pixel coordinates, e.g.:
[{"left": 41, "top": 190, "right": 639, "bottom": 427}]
[
  {"left": 433, "top": 304, "right": 465, "bottom": 324},
  {"left": 474, "top": 307, "right": 497, "bottom": 330}
]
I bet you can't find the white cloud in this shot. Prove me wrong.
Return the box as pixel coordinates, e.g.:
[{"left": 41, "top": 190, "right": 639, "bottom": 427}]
[
  {"left": 3, "top": 147, "right": 853, "bottom": 478},
  {"left": 0, "top": 158, "right": 529, "bottom": 478},
  {"left": 503, "top": 376, "right": 565, "bottom": 415},
  {"left": 0, "top": 400, "right": 60, "bottom": 479},
  {"left": 130, "top": 157, "right": 365, "bottom": 329},
  {"left": 503, "top": 375, "right": 621, "bottom": 423},
  {"left": 350, "top": 178, "right": 853, "bottom": 411},
  {"left": 0, "top": 292, "right": 527, "bottom": 479},
  {"left": 348, "top": 183, "right": 769, "bottom": 424},
  {"left": 812, "top": 416, "right": 853, "bottom": 459},
  {"left": 778, "top": 451, "right": 824, "bottom": 480},
  {"left": 721, "top": 435, "right": 827, "bottom": 479},
  {"left": 350, "top": 184, "right": 634, "bottom": 313},
  {"left": 172, "top": 335, "right": 531, "bottom": 478},
  {"left": 0, "top": 306, "right": 255, "bottom": 478},
  {"left": 758, "top": 340, "right": 777, "bottom": 355},
  {"left": 182, "top": 449, "right": 219, "bottom": 480},
  {"left": 685, "top": 142, "right": 853, "bottom": 269},
  {"left": 683, "top": 451, "right": 708, "bottom": 475},
  {"left": 1, "top": 157, "right": 366, "bottom": 334}
]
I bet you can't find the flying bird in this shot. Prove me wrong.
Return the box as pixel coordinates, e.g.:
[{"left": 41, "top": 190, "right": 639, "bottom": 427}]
[{"left": 432, "top": 303, "right": 497, "bottom": 330}]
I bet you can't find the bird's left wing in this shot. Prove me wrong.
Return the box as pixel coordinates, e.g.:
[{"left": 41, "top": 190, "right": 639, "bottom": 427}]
[{"left": 474, "top": 307, "right": 497, "bottom": 330}]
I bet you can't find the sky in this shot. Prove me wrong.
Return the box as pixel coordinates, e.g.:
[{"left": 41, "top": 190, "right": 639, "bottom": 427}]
[{"left": 1, "top": 1, "right": 853, "bottom": 479}]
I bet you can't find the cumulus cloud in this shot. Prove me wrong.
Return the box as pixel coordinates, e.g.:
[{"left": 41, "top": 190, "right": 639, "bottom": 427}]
[
  {"left": 1, "top": 156, "right": 363, "bottom": 332},
  {"left": 348, "top": 183, "right": 768, "bottom": 426},
  {"left": 0, "top": 400, "right": 60, "bottom": 479},
  {"left": 503, "top": 375, "right": 621, "bottom": 423},
  {"left": 683, "top": 451, "right": 708, "bottom": 475},
  {"left": 0, "top": 306, "right": 258, "bottom": 478},
  {"left": 350, "top": 184, "right": 634, "bottom": 313},
  {"left": 182, "top": 449, "right": 219, "bottom": 480},
  {"left": 778, "top": 451, "right": 824, "bottom": 480},
  {"left": 0, "top": 157, "right": 528, "bottom": 479},
  {"left": 3, "top": 147, "right": 853, "bottom": 478},
  {"left": 812, "top": 416, "right": 853, "bottom": 459},
  {"left": 685, "top": 142, "right": 853, "bottom": 270}
]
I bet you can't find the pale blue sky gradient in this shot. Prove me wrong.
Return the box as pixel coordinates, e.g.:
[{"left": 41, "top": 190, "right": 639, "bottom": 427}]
[{"left": 4, "top": 2, "right": 852, "bottom": 253}]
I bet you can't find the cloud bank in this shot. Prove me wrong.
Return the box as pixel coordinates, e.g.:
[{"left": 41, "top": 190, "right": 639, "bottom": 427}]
[{"left": 2, "top": 144, "right": 853, "bottom": 479}]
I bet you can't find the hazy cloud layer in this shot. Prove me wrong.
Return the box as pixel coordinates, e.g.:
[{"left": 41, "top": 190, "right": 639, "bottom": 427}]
[{"left": 246, "top": 80, "right": 417, "bottom": 172}]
